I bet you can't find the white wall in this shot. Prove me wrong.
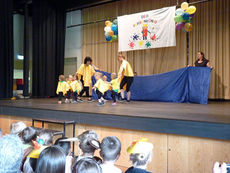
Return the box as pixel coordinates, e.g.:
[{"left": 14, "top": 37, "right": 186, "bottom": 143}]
[{"left": 64, "top": 10, "right": 82, "bottom": 76}]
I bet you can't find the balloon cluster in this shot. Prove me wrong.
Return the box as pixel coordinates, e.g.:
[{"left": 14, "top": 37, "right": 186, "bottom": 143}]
[
  {"left": 104, "top": 19, "right": 118, "bottom": 42},
  {"left": 174, "top": 2, "right": 196, "bottom": 32}
]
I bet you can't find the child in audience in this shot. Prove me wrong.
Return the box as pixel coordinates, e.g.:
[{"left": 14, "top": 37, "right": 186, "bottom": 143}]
[
  {"left": 23, "top": 129, "right": 54, "bottom": 173},
  {"left": 110, "top": 73, "right": 120, "bottom": 106},
  {"left": 20, "top": 127, "right": 37, "bottom": 171},
  {"left": 93, "top": 72, "right": 110, "bottom": 106},
  {"left": 55, "top": 137, "right": 72, "bottom": 173},
  {"left": 35, "top": 145, "right": 66, "bottom": 173},
  {"left": 125, "top": 138, "right": 153, "bottom": 173},
  {"left": 56, "top": 75, "right": 70, "bottom": 104},
  {"left": 73, "top": 157, "right": 102, "bottom": 173},
  {"left": 70, "top": 75, "right": 83, "bottom": 103},
  {"left": 74, "top": 130, "right": 101, "bottom": 163},
  {"left": 100, "top": 136, "right": 122, "bottom": 173},
  {"left": 10, "top": 121, "right": 27, "bottom": 135},
  {"left": 0, "top": 134, "right": 24, "bottom": 173}
]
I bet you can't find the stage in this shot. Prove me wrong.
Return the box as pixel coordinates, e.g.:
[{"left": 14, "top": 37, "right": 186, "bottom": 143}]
[{"left": 0, "top": 98, "right": 230, "bottom": 140}]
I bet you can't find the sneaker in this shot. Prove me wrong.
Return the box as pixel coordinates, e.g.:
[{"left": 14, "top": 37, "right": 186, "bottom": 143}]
[
  {"left": 127, "top": 100, "right": 131, "bottom": 103},
  {"left": 87, "top": 98, "right": 94, "bottom": 102},
  {"left": 77, "top": 98, "right": 83, "bottom": 103},
  {"left": 65, "top": 99, "right": 70, "bottom": 103},
  {"left": 118, "top": 98, "right": 125, "bottom": 102},
  {"left": 112, "top": 102, "right": 117, "bottom": 106},
  {"left": 72, "top": 100, "right": 77, "bottom": 103},
  {"left": 97, "top": 102, "right": 103, "bottom": 106}
]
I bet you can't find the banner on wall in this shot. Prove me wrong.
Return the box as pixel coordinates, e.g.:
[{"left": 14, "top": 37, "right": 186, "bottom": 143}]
[{"left": 118, "top": 6, "right": 176, "bottom": 52}]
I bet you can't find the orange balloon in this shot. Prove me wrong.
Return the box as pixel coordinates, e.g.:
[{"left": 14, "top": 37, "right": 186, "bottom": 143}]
[
  {"left": 108, "top": 30, "right": 114, "bottom": 36},
  {"left": 184, "top": 23, "right": 192, "bottom": 32}
]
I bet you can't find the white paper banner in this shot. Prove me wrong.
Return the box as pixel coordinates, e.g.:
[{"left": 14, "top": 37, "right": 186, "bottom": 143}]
[{"left": 118, "top": 6, "right": 176, "bottom": 52}]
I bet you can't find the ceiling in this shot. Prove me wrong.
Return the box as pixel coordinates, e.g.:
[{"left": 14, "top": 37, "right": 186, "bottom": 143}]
[{"left": 13, "top": 0, "right": 119, "bottom": 13}]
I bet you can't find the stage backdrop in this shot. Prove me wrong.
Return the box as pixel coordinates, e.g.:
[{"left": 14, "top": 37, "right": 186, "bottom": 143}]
[
  {"left": 118, "top": 6, "right": 176, "bottom": 52},
  {"left": 92, "top": 67, "right": 211, "bottom": 104}
]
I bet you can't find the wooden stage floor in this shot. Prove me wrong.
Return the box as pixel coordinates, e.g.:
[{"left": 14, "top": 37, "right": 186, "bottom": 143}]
[
  {"left": 1, "top": 98, "right": 230, "bottom": 140},
  {"left": 0, "top": 98, "right": 230, "bottom": 124}
]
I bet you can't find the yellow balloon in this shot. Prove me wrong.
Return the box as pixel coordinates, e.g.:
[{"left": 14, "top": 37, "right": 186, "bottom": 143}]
[
  {"left": 105, "top": 20, "right": 111, "bottom": 26},
  {"left": 186, "top": 6, "right": 196, "bottom": 14},
  {"left": 184, "top": 23, "right": 192, "bottom": 32},
  {"left": 107, "top": 22, "right": 113, "bottom": 27},
  {"left": 181, "top": 2, "right": 189, "bottom": 10}
]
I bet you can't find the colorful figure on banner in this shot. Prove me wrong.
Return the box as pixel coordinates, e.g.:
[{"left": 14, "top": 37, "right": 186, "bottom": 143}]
[
  {"left": 132, "top": 34, "right": 139, "bottom": 41},
  {"left": 174, "top": 2, "right": 197, "bottom": 32},
  {"left": 142, "top": 24, "right": 150, "bottom": 40},
  {"left": 145, "top": 41, "right": 151, "bottom": 48},
  {"left": 104, "top": 19, "right": 118, "bottom": 42}
]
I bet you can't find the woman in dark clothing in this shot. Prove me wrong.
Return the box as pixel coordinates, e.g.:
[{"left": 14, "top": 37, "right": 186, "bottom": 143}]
[{"left": 189, "top": 51, "right": 213, "bottom": 69}]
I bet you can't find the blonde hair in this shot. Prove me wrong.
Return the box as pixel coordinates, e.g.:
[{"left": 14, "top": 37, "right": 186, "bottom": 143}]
[
  {"left": 111, "top": 73, "right": 117, "bottom": 79},
  {"left": 94, "top": 72, "right": 103, "bottom": 78},
  {"left": 118, "top": 53, "right": 125, "bottom": 59}
]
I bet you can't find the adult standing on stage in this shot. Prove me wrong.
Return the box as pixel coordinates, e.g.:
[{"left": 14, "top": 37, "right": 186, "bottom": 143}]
[
  {"left": 189, "top": 51, "right": 213, "bottom": 69},
  {"left": 118, "top": 54, "right": 134, "bottom": 102},
  {"left": 76, "top": 57, "right": 95, "bottom": 102}
]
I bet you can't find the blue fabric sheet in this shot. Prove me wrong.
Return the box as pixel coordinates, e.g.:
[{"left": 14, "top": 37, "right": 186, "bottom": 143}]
[{"left": 92, "top": 67, "right": 211, "bottom": 104}]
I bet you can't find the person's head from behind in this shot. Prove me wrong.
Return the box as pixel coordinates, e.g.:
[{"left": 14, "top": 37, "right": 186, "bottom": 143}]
[
  {"left": 100, "top": 136, "right": 121, "bottom": 163},
  {"left": 94, "top": 72, "right": 103, "bottom": 81},
  {"left": 59, "top": 75, "right": 65, "bottom": 82},
  {"left": 77, "top": 130, "right": 100, "bottom": 155},
  {"left": 134, "top": 72, "right": 137, "bottom": 76},
  {"left": 21, "top": 126, "right": 37, "bottom": 144},
  {"left": 35, "top": 145, "right": 66, "bottom": 173},
  {"left": 84, "top": 56, "right": 92, "bottom": 66},
  {"left": 127, "top": 138, "right": 153, "bottom": 168},
  {"left": 118, "top": 53, "right": 125, "bottom": 63},
  {"left": 197, "top": 51, "right": 205, "bottom": 61},
  {"left": 0, "top": 134, "right": 24, "bottom": 173},
  {"left": 10, "top": 121, "right": 27, "bottom": 136},
  {"left": 111, "top": 73, "right": 117, "bottom": 80},
  {"left": 72, "top": 157, "right": 102, "bottom": 173},
  {"left": 54, "top": 137, "right": 71, "bottom": 156},
  {"left": 102, "top": 75, "right": 107, "bottom": 81},
  {"left": 37, "top": 129, "right": 53, "bottom": 146}
]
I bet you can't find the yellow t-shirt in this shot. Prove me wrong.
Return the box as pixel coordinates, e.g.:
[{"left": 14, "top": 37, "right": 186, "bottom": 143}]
[
  {"left": 76, "top": 64, "right": 95, "bottom": 87},
  {"left": 67, "top": 81, "right": 72, "bottom": 91},
  {"left": 118, "top": 60, "right": 134, "bottom": 77},
  {"left": 56, "top": 81, "right": 70, "bottom": 95},
  {"left": 94, "top": 79, "right": 110, "bottom": 94},
  {"left": 70, "top": 80, "right": 82, "bottom": 94},
  {"left": 111, "top": 78, "right": 120, "bottom": 92}
]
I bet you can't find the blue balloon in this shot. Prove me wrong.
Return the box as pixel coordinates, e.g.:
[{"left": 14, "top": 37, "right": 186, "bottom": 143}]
[
  {"left": 182, "top": 12, "right": 190, "bottom": 20},
  {"left": 114, "top": 30, "right": 118, "bottom": 35},
  {"left": 111, "top": 24, "right": 118, "bottom": 32},
  {"left": 106, "top": 35, "right": 112, "bottom": 41}
]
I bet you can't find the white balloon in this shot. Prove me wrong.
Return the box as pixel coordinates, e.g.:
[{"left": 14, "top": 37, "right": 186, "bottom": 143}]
[{"left": 104, "top": 26, "right": 111, "bottom": 32}]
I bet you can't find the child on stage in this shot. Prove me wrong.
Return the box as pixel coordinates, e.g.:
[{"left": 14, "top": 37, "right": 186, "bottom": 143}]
[
  {"left": 118, "top": 54, "right": 134, "bottom": 102},
  {"left": 56, "top": 75, "right": 70, "bottom": 104},
  {"left": 93, "top": 72, "right": 110, "bottom": 106},
  {"left": 70, "top": 75, "right": 83, "bottom": 103},
  {"left": 110, "top": 73, "right": 120, "bottom": 106}
]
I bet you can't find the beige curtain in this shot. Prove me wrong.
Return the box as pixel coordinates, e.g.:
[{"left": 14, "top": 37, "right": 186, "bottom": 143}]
[
  {"left": 82, "top": 0, "right": 230, "bottom": 99},
  {"left": 189, "top": 0, "right": 230, "bottom": 99}
]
